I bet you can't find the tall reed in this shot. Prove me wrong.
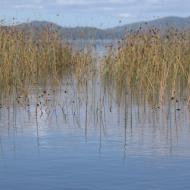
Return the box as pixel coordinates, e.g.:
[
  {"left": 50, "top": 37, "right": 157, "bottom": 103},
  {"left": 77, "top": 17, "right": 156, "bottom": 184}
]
[
  {"left": 102, "top": 28, "right": 190, "bottom": 106},
  {"left": 0, "top": 24, "right": 92, "bottom": 101}
]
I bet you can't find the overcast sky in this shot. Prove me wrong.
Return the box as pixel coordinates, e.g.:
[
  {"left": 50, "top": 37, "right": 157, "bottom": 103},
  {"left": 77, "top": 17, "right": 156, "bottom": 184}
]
[{"left": 0, "top": 0, "right": 190, "bottom": 28}]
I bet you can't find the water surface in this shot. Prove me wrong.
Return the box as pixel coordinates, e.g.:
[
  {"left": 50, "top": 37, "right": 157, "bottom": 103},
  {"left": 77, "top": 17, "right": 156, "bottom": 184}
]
[{"left": 0, "top": 45, "right": 190, "bottom": 189}]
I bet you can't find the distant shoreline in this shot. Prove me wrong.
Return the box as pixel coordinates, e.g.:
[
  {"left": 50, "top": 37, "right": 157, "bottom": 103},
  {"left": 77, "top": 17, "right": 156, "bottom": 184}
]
[{"left": 2, "top": 16, "right": 190, "bottom": 40}]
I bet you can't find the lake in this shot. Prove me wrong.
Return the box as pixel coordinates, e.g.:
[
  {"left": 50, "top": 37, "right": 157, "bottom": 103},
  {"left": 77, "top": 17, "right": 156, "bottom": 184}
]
[{"left": 0, "top": 44, "right": 190, "bottom": 190}]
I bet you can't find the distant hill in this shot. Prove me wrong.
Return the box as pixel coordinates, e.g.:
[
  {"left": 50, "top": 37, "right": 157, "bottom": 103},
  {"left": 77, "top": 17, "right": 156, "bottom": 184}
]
[
  {"left": 7, "top": 16, "right": 190, "bottom": 39},
  {"left": 106, "top": 16, "right": 190, "bottom": 38},
  {"left": 13, "top": 21, "right": 113, "bottom": 40}
]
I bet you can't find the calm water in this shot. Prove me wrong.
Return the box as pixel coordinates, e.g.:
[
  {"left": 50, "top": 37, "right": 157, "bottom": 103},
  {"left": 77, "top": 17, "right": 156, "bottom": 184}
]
[{"left": 0, "top": 53, "right": 190, "bottom": 189}]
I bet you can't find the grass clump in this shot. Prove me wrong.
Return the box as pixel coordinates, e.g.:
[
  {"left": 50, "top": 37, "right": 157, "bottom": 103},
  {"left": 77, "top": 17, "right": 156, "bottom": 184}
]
[
  {"left": 0, "top": 25, "right": 92, "bottom": 98},
  {"left": 102, "top": 28, "right": 190, "bottom": 105}
]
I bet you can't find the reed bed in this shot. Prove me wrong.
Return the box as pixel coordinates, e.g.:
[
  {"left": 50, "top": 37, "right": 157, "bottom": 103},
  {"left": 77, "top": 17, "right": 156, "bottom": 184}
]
[
  {"left": 0, "top": 25, "right": 92, "bottom": 101},
  {"left": 102, "top": 28, "right": 190, "bottom": 106}
]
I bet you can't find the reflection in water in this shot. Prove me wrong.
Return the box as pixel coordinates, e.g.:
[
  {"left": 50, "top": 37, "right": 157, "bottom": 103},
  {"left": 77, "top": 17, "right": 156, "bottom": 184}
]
[
  {"left": 0, "top": 75, "right": 190, "bottom": 157},
  {"left": 0, "top": 61, "right": 190, "bottom": 189}
]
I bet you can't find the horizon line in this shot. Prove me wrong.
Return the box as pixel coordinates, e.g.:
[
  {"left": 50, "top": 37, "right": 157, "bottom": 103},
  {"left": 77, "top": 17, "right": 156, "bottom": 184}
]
[{"left": 2, "top": 15, "right": 190, "bottom": 29}]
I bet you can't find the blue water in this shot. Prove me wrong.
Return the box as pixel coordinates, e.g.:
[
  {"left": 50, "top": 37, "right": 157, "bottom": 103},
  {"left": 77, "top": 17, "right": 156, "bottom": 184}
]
[
  {"left": 0, "top": 106, "right": 190, "bottom": 190},
  {"left": 0, "top": 81, "right": 190, "bottom": 189}
]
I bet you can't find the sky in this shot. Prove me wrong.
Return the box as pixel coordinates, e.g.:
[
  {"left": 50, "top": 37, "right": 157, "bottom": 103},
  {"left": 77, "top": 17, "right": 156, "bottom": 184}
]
[{"left": 0, "top": 0, "right": 190, "bottom": 28}]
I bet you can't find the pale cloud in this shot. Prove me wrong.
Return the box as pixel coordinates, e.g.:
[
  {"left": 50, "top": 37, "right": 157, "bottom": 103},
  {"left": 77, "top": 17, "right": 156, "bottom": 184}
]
[
  {"left": 56, "top": 0, "right": 94, "bottom": 5},
  {"left": 101, "top": 7, "right": 115, "bottom": 11},
  {"left": 0, "top": 0, "right": 190, "bottom": 27},
  {"left": 118, "top": 13, "right": 132, "bottom": 18},
  {"left": 55, "top": 0, "right": 127, "bottom": 5},
  {"left": 14, "top": 4, "right": 43, "bottom": 9}
]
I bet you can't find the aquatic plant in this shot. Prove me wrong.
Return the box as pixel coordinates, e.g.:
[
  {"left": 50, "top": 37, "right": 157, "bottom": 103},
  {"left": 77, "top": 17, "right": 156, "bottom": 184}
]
[
  {"left": 0, "top": 24, "right": 92, "bottom": 102},
  {"left": 102, "top": 28, "right": 190, "bottom": 106}
]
